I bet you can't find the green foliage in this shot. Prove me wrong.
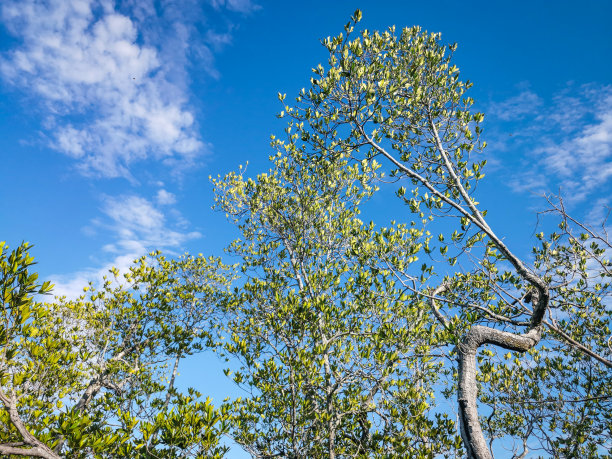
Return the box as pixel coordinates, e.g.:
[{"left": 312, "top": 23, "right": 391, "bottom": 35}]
[
  {"left": 0, "top": 242, "right": 232, "bottom": 458},
  {"left": 213, "top": 142, "right": 459, "bottom": 456},
  {"left": 477, "top": 218, "right": 612, "bottom": 456},
  {"left": 279, "top": 13, "right": 486, "bottom": 218},
  {"left": 2, "top": 10, "right": 611, "bottom": 458}
]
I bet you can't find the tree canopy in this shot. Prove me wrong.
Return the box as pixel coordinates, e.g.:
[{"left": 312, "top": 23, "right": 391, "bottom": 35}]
[
  {"left": 212, "top": 148, "right": 457, "bottom": 457},
  {"left": 0, "top": 242, "right": 232, "bottom": 458},
  {"left": 213, "top": 10, "right": 611, "bottom": 457},
  {"left": 1, "top": 10, "right": 611, "bottom": 459}
]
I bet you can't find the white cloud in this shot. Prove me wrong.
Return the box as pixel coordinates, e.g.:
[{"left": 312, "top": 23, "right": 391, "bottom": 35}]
[
  {"left": 1, "top": 0, "right": 204, "bottom": 178},
  {"left": 206, "top": 29, "right": 233, "bottom": 50},
  {"left": 100, "top": 194, "right": 200, "bottom": 254},
  {"left": 532, "top": 88, "right": 612, "bottom": 201},
  {"left": 585, "top": 197, "right": 611, "bottom": 227},
  {"left": 489, "top": 84, "right": 612, "bottom": 204},
  {"left": 156, "top": 189, "right": 177, "bottom": 205},
  {"left": 0, "top": 1, "right": 254, "bottom": 300},
  {"left": 51, "top": 193, "right": 200, "bottom": 299}
]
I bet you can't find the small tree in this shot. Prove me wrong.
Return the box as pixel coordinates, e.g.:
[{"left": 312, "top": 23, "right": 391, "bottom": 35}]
[
  {"left": 256, "top": 10, "right": 611, "bottom": 457},
  {"left": 0, "top": 242, "right": 232, "bottom": 458}
]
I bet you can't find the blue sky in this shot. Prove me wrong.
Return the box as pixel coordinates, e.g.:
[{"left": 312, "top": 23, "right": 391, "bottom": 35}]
[{"left": 1, "top": 0, "right": 611, "bottom": 455}]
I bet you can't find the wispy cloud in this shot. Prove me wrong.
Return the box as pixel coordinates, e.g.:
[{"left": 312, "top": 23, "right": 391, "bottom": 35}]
[
  {"left": 0, "top": 0, "right": 205, "bottom": 179},
  {"left": 1, "top": 0, "right": 256, "bottom": 298},
  {"left": 487, "top": 84, "right": 612, "bottom": 204},
  {"left": 100, "top": 193, "right": 200, "bottom": 253},
  {"left": 51, "top": 192, "right": 200, "bottom": 298},
  {"left": 209, "top": 0, "right": 261, "bottom": 14},
  {"left": 488, "top": 88, "right": 543, "bottom": 121},
  {"left": 585, "top": 197, "right": 611, "bottom": 227},
  {"left": 206, "top": 29, "right": 234, "bottom": 50},
  {"left": 156, "top": 188, "right": 177, "bottom": 205}
]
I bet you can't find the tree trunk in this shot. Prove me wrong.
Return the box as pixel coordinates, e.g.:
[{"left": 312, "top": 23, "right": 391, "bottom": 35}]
[{"left": 456, "top": 325, "right": 542, "bottom": 458}]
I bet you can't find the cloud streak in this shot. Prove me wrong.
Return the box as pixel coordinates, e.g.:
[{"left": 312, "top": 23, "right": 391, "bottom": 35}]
[
  {"left": 209, "top": 0, "right": 261, "bottom": 14},
  {"left": 0, "top": 1, "right": 259, "bottom": 302},
  {"left": 488, "top": 89, "right": 543, "bottom": 121},
  {"left": 487, "top": 84, "right": 612, "bottom": 204},
  {"left": 50, "top": 192, "right": 200, "bottom": 298},
  {"left": 100, "top": 193, "right": 200, "bottom": 255}
]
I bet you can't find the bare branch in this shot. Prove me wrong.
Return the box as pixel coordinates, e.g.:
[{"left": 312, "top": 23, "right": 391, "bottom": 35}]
[{"left": 544, "top": 319, "right": 612, "bottom": 368}]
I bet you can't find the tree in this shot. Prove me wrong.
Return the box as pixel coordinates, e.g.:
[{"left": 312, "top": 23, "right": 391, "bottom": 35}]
[
  {"left": 0, "top": 242, "right": 232, "bottom": 458},
  {"left": 213, "top": 151, "right": 458, "bottom": 457},
  {"left": 221, "top": 10, "right": 611, "bottom": 457},
  {"left": 475, "top": 198, "right": 612, "bottom": 457}
]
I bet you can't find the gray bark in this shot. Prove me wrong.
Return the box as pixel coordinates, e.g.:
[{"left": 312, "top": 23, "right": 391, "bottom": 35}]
[
  {"left": 0, "top": 390, "right": 61, "bottom": 459},
  {"left": 456, "top": 325, "right": 542, "bottom": 459}
]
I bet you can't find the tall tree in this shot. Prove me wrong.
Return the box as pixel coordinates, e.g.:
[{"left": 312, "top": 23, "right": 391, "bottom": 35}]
[
  {"left": 0, "top": 242, "right": 232, "bottom": 458},
  {"left": 214, "top": 151, "right": 458, "bottom": 457},
  {"left": 259, "top": 10, "right": 611, "bottom": 457}
]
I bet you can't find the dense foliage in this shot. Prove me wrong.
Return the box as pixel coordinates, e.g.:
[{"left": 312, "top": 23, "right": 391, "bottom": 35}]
[
  {"left": 215, "top": 10, "right": 610, "bottom": 457},
  {"left": 0, "top": 243, "right": 231, "bottom": 458}
]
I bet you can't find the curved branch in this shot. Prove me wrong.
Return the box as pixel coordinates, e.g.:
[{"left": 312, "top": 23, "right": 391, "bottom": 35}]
[
  {"left": 430, "top": 282, "right": 450, "bottom": 330},
  {"left": 426, "top": 281, "right": 529, "bottom": 328},
  {"left": 358, "top": 109, "right": 553, "bottom": 459},
  {"left": 456, "top": 325, "right": 542, "bottom": 459}
]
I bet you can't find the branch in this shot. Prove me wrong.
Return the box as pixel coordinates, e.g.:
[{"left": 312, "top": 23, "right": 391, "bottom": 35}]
[
  {"left": 499, "top": 394, "right": 612, "bottom": 405},
  {"left": 360, "top": 123, "right": 549, "bottom": 311},
  {"left": 427, "top": 119, "right": 548, "bottom": 304},
  {"left": 54, "top": 336, "right": 154, "bottom": 453},
  {"left": 430, "top": 282, "right": 450, "bottom": 330},
  {"left": 0, "top": 389, "right": 60, "bottom": 459},
  {"left": 544, "top": 319, "right": 612, "bottom": 368},
  {"left": 456, "top": 324, "right": 542, "bottom": 459},
  {"left": 73, "top": 336, "right": 153, "bottom": 413},
  {"left": 428, "top": 115, "right": 490, "bottom": 232},
  {"left": 358, "top": 119, "right": 555, "bottom": 458},
  {"left": 146, "top": 351, "right": 182, "bottom": 454},
  {"left": 0, "top": 444, "right": 59, "bottom": 459}
]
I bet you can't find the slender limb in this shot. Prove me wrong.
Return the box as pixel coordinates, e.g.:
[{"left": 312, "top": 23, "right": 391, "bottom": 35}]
[
  {"left": 145, "top": 351, "right": 183, "bottom": 453},
  {"left": 430, "top": 282, "right": 450, "bottom": 330},
  {"left": 544, "top": 319, "right": 612, "bottom": 368},
  {"left": 54, "top": 337, "right": 153, "bottom": 453}
]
